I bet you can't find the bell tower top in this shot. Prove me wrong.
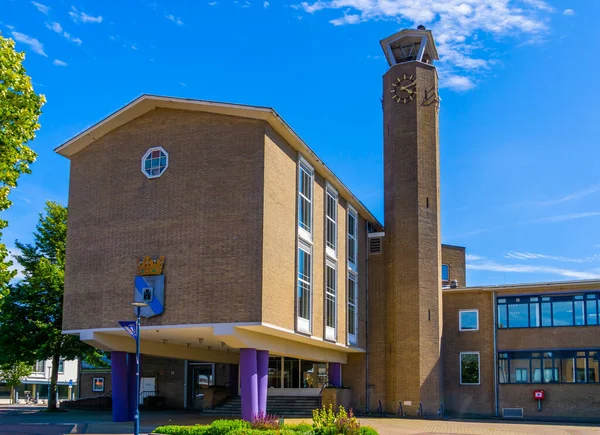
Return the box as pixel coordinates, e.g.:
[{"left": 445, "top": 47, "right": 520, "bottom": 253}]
[{"left": 380, "top": 26, "right": 439, "bottom": 66}]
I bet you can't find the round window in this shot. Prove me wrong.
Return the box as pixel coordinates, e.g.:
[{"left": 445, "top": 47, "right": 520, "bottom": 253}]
[{"left": 142, "top": 147, "right": 169, "bottom": 179}]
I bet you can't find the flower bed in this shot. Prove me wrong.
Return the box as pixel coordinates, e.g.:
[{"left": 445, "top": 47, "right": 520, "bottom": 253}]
[{"left": 153, "top": 406, "right": 379, "bottom": 435}]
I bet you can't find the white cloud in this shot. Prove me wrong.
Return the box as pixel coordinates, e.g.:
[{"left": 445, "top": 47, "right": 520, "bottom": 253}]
[
  {"left": 11, "top": 31, "right": 47, "bottom": 57},
  {"left": 264, "top": 1, "right": 269, "bottom": 8},
  {"left": 209, "top": 1, "right": 217, "bottom": 5},
  {"left": 296, "top": 0, "right": 552, "bottom": 90},
  {"left": 443, "top": 75, "right": 475, "bottom": 91},
  {"left": 505, "top": 252, "right": 600, "bottom": 264},
  {"left": 69, "top": 6, "right": 103, "bottom": 24},
  {"left": 563, "top": 9, "right": 575, "bottom": 16},
  {"left": 165, "top": 14, "right": 184, "bottom": 25},
  {"left": 45, "top": 21, "right": 82, "bottom": 45},
  {"left": 31, "top": 1, "right": 50, "bottom": 14},
  {"left": 466, "top": 254, "right": 486, "bottom": 261},
  {"left": 179, "top": 82, "right": 187, "bottom": 86},
  {"left": 535, "top": 211, "right": 600, "bottom": 223},
  {"left": 53, "top": 59, "right": 68, "bottom": 66},
  {"left": 467, "top": 260, "right": 600, "bottom": 280},
  {"left": 330, "top": 14, "right": 361, "bottom": 26},
  {"left": 537, "top": 183, "right": 600, "bottom": 206}
]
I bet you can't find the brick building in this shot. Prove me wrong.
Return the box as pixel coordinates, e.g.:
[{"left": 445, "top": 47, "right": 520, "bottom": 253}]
[{"left": 57, "top": 27, "right": 600, "bottom": 422}]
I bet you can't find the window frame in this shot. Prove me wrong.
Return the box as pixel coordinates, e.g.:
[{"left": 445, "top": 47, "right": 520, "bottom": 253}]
[
  {"left": 442, "top": 264, "right": 450, "bottom": 284},
  {"left": 33, "top": 361, "right": 45, "bottom": 374},
  {"left": 92, "top": 377, "right": 105, "bottom": 392},
  {"left": 497, "top": 292, "right": 600, "bottom": 329},
  {"left": 498, "top": 350, "right": 600, "bottom": 384},
  {"left": 324, "top": 259, "right": 337, "bottom": 341},
  {"left": 347, "top": 271, "right": 358, "bottom": 345},
  {"left": 141, "top": 146, "right": 169, "bottom": 179},
  {"left": 296, "top": 241, "right": 313, "bottom": 334},
  {"left": 297, "top": 157, "right": 314, "bottom": 243},
  {"left": 459, "top": 309, "right": 479, "bottom": 332},
  {"left": 325, "top": 184, "right": 338, "bottom": 259},
  {"left": 459, "top": 352, "right": 481, "bottom": 386},
  {"left": 58, "top": 359, "right": 65, "bottom": 374},
  {"left": 347, "top": 206, "right": 358, "bottom": 272}
]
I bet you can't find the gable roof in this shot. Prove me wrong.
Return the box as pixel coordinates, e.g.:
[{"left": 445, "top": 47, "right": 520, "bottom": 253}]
[{"left": 55, "top": 94, "right": 382, "bottom": 228}]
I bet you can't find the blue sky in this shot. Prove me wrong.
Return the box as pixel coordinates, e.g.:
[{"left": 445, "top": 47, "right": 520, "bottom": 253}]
[{"left": 1, "top": 0, "right": 599, "bottom": 286}]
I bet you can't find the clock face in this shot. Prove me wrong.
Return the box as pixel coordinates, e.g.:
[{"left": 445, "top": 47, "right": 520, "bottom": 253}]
[{"left": 390, "top": 74, "right": 417, "bottom": 104}]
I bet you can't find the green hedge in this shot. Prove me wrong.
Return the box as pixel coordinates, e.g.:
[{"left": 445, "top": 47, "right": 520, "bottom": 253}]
[{"left": 153, "top": 419, "right": 379, "bottom": 435}]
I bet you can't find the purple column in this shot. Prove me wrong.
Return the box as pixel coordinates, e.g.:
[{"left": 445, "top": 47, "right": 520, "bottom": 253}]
[
  {"left": 111, "top": 351, "right": 129, "bottom": 422},
  {"left": 329, "top": 362, "right": 342, "bottom": 387},
  {"left": 240, "top": 348, "right": 258, "bottom": 421},
  {"left": 127, "top": 353, "right": 137, "bottom": 421},
  {"left": 257, "top": 350, "right": 269, "bottom": 414}
]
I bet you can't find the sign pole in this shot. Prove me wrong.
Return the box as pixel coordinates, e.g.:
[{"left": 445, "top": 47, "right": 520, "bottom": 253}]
[{"left": 134, "top": 305, "right": 141, "bottom": 435}]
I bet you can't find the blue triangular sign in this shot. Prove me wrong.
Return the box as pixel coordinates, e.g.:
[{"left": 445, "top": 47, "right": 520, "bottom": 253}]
[{"left": 119, "top": 321, "right": 137, "bottom": 340}]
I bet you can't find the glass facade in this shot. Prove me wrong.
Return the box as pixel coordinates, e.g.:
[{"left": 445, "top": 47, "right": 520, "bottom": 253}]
[
  {"left": 497, "top": 293, "right": 600, "bottom": 328},
  {"left": 499, "top": 350, "right": 600, "bottom": 384},
  {"left": 267, "top": 357, "right": 328, "bottom": 391}
]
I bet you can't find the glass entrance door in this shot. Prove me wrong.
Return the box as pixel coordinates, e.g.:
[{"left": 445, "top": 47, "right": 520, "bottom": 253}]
[{"left": 266, "top": 357, "right": 328, "bottom": 396}]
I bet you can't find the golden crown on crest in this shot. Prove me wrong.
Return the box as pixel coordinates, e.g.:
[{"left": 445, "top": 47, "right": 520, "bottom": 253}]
[{"left": 137, "top": 256, "right": 165, "bottom": 276}]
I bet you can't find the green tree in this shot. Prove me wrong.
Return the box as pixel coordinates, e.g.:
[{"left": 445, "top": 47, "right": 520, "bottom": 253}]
[
  {"left": 0, "top": 361, "right": 32, "bottom": 403},
  {"left": 0, "top": 202, "right": 105, "bottom": 411},
  {"left": 0, "top": 32, "right": 45, "bottom": 299}
]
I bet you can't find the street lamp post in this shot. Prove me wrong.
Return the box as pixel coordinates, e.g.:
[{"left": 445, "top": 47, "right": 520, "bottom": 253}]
[{"left": 131, "top": 302, "right": 148, "bottom": 435}]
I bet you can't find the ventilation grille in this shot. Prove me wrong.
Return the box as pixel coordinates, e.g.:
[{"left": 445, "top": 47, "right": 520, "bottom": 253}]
[
  {"left": 502, "top": 408, "right": 523, "bottom": 418},
  {"left": 369, "top": 237, "right": 382, "bottom": 255}
]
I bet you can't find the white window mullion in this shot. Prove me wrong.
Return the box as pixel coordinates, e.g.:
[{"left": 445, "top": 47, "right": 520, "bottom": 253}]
[
  {"left": 325, "top": 260, "right": 337, "bottom": 341},
  {"left": 325, "top": 185, "right": 338, "bottom": 259},
  {"left": 348, "top": 207, "right": 358, "bottom": 271},
  {"left": 348, "top": 272, "right": 357, "bottom": 345},
  {"left": 297, "top": 241, "right": 312, "bottom": 334},
  {"left": 298, "top": 158, "right": 313, "bottom": 242}
]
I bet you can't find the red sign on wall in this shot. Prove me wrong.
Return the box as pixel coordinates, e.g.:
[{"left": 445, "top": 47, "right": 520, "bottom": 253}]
[{"left": 534, "top": 389, "right": 545, "bottom": 400}]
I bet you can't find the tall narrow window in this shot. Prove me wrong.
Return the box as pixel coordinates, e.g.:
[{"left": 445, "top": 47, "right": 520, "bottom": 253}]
[
  {"left": 460, "top": 352, "right": 480, "bottom": 385},
  {"left": 297, "top": 242, "right": 312, "bottom": 333},
  {"left": 347, "top": 207, "right": 358, "bottom": 270},
  {"left": 325, "top": 261, "right": 337, "bottom": 341},
  {"left": 325, "top": 186, "right": 338, "bottom": 258},
  {"left": 298, "top": 159, "right": 313, "bottom": 241},
  {"left": 348, "top": 272, "right": 358, "bottom": 345}
]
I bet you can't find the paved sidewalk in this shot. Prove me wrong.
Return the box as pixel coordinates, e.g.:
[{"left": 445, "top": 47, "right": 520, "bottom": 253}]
[{"left": 1, "top": 405, "right": 600, "bottom": 434}]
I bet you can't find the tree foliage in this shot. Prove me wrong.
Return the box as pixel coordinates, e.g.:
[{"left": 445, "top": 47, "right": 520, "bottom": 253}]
[
  {"left": 0, "top": 202, "right": 105, "bottom": 410},
  {"left": 0, "top": 32, "right": 45, "bottom": 299},
  {"left": 0, "top": 361, "right": 32, "bottom": 401}
]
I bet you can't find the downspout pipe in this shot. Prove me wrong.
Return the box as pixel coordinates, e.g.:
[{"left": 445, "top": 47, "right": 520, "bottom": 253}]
[
  {"left": 493, "top": 291, "right": 499, "bottom": 417},
  {"left": 365, "top": 220, "right": 370, "bottom": 413}
]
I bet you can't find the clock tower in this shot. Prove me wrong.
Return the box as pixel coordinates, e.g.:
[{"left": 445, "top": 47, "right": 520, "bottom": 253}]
[{"left": 381, "top": 27, "right": 442, "bottom": 416}]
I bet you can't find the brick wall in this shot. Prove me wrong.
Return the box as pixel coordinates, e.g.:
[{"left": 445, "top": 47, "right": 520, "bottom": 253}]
[
  {"left": 63, "top": 109, "right": 266, "bottom": 330},
  {"left": 383, "top": 61, "right": 442, "bottom": 415},
  {"left": 441, "top": 244, "right": 466, "bottom": 287},
  {"left": 442, "top": 290, "right": 495, "bottom": 417},
  {"left": 79, "top": 371, "right": 112, "bottom": 398}
]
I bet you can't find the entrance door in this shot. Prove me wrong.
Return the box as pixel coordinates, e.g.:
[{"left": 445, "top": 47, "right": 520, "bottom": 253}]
[{"left": 192, "top": 364, "right": 214, "bottom": 399}]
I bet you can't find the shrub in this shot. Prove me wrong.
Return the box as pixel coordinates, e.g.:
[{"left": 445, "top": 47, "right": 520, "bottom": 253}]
[
  {"left": 153, "top": 425, "right": 209, "bottom": 435},
  {"left": 251, "top": 411, "right": 281, "bottom": 430},
  {"left": 359, "top": 427, "right": 378, "bottom": 435},
  {"left": 283, "top": 423, "right": 313, "bottom": 434},
  {"left": 206, "top": 420, "right": 250, "bottom": 435},
  {"left": 312, "top": 405, "right": 366, "bottom": 435}
]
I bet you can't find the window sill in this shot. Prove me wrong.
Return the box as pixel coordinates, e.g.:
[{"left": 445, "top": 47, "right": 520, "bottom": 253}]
[{"left": 326, "top": 247, "right": 337, "bottom": 261}]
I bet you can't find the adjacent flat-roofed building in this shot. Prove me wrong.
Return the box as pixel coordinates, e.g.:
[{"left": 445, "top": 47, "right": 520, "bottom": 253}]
[{"left": 57, "top": 27, "right": 600, "bottom": 422}]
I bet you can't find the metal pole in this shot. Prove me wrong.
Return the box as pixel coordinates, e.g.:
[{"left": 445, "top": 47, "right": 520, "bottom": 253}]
[{"left": 135, "top": 306, "right": 141, "bottom": 435}]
